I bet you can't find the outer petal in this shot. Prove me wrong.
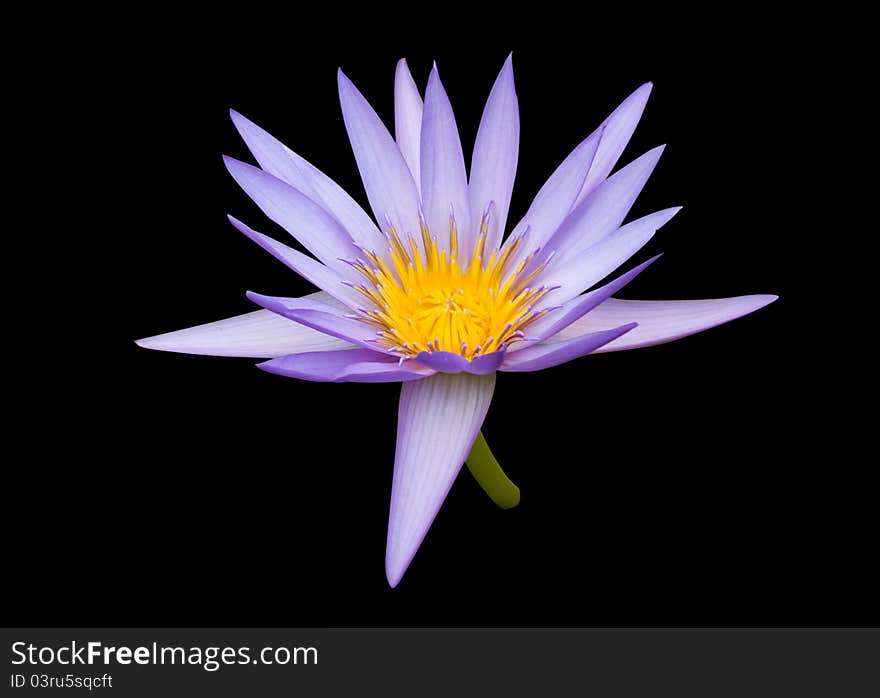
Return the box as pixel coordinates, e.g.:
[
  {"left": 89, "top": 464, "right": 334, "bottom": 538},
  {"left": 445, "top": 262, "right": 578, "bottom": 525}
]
[
  {"left": 259, "top": 348, "right": 433, "bottom": 383},
  {"left": 394, "top": 59, "right": 423, "bottom": 193},
  {"left": 539, "top": 208, "right": 680, "bottom": 305},
  {"left": 553, "top": 295, "right": 779, "bottom": 352},
  {"left": 227, "top": 215, "right": 365, "bottom": 309},
  {"left": 548, "top": 146, "right": 666, "bottom": 264},
  {"left": 386, "top": 372, "right": 496, "bottom": 586},
  {"left": 338, "top": 70, "right": 421, "bottom": 239},
  {"left": 500, "top": 323, "right": 637, "bottom": 372},
  {"left": 223, "top": 156, "right": 356, "bottom": 268},
  {"left": 413, "top": 349, "right": 505, "bottom": 375},
  {"left": 505, "top": 128, "right": 603, "bottom": 268},
  {"left": 246, "top": 292, "right": 380, "bottom": 352},
  {"left": 135, "top": 308, "right": 353, "bottom": 357},
  {"left": 420, "top": 65, "right": 470, "bottom": 251},
  {"left": 229, "top": 110, "right": 384, "bottom": 250},
  {"left": 576, "top": 82, "right": 653, "bottom": 206},
  {"left": 523, "top": 254, "right": 660, "bottom": 341},
  {"left": 468, "top": 54, "right": 519, "bottom": 256}
]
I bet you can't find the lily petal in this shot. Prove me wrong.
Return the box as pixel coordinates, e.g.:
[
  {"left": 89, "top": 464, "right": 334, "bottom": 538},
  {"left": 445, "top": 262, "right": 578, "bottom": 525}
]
[
  {"left": 338, "top": 69, "right": 421, "bottom": 240},
  {"left": 223, "top": 156, "right": 356, "bottom": 267},
  {"left": 394, "top": 59, "right": 423, "bottom": 194},
  {"left": 229, "top": 110, "right": 384, "bottom": 250},
  {"left": 414, "top": 349, "right": 506, "bottom": 375},
  {"left": 505, "top": 128, "right": 603, "bottom": 268},
  {"left": 553, "top": 296, "right": 779, "bottom": 352},
  {"left": 500, "top": 323, "right": 637, "bottom": 372},
  {"left": 576, "top": 82, "right": 653, "bottom": 206},
  {"left": 524, "top": 255, "right": 661, "bottom": 341},
  {"left": 420, "top": 64, "right": 470, "bottom": 251},
  {"left": 468, "top": 54, "right": 519, "bottom": 256},
  {"left": 539, "top": 208, "right": 679, "bottom": 304},
  {"left": 246, "top": 292, "right": 381, "bottom": 352},
  {"left": 548, "top": 146, "right": 666, "bottom": 264},
  {"left": 259, "top": 348, "right": 433, "bottom": 383},
  {"left": 228, "top": 215, "right": 365, "bottom": 309},
  {"left": 387, "top": 372, "right": 496, "bottom": 586}
]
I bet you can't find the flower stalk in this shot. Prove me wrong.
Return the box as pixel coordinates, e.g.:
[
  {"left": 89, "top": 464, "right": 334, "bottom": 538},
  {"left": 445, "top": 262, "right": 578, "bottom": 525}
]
[{"left": 465, "top": 431, "right": 520, "bottom": 509}]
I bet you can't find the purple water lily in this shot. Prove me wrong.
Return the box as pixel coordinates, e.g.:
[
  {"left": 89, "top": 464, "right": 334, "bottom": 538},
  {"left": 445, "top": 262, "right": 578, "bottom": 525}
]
[{"left": 137, "top": 56, "right": 776, "bottom": 587}]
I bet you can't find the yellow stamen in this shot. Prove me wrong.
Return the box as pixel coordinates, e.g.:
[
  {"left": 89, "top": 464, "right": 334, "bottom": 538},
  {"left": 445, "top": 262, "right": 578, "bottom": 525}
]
[{"left": 353, "top": 217, "right": 550, "bottom": 360}]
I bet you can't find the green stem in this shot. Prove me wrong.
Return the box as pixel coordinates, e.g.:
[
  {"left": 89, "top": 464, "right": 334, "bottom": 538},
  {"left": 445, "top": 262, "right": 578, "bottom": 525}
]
[{"left": 465, "top": 431, "right": 520, "bottom": 509}]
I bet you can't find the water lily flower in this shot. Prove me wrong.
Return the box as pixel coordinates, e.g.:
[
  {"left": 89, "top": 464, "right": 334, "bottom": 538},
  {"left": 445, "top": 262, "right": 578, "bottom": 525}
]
[{"left": 137, "top": 56, "right": 776, "bottom": 587}]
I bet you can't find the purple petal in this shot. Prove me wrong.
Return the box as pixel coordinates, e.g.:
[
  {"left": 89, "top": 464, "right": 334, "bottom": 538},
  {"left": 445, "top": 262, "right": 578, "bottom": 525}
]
[
  {"left": 227, "top": 215, "right": 364, "bottom": 309},
  {"left": 338, "top": 69, "right": 421, "bottom": 239},
  {"left": 420, "top": 65, "right": 470, "bottom": 251},
  {"left": 223, "top": 156, "right": 356, "bottom": 268},
  {"left": 575, "top": 82, "right": 653, "bottom": 206},
  {"left": 525, "top": 255, "right": 661, "bottom": 340},
  {"left": 259, "top": 348, "right": 433, "bottom": 383},
  {"left": 413, "top": 349, "right": 505, "bottom": 375},
  {"left": 387, "top": 373, "right": 496, "bottom": 586},
  {"left": 539, "top": 208, "right": 680, "bottom": 303},
  {"left": 500, "top": 323, "right": 637, "bottom": 372},
  {"left": 505, "top": 128, "right": 603, "bottom": 269},
  {"left": 553, "top": 296, "right": 779, "bottom": 352},
  {"left": 246, "top": 292, "right": 381, "bottom": 352},
  {"left": 229, "top": 110, "right": 384, "bottom": 250},
  {"left": 548, "top": 146, "right": 666, "bottom": 264},
  {"left": 136, "top": 308, "right": 353, "bottom": 357},
  {"left": 394, "top": 59, "right": 423, "bottom": 193},
  {"left": 468, "top": 54, "right": 519, "bottom": 256}
]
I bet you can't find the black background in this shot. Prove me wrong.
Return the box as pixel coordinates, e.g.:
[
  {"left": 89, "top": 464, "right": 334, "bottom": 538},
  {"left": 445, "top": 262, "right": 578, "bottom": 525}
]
[{"left": 10, "top": 9, "right": 870, "bottom": 627}]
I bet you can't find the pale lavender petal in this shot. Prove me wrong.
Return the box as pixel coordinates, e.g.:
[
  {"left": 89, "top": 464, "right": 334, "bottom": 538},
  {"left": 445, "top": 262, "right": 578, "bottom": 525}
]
[
  {"left": 539, "top": 208, "right": 680, "bottom": 304},
  {"left": 548, "top": 146, "right": 666, "bottom": 264},
  {"left": 500, "top": 323, "right": 637, "bottom": 372},
  {"left": 223, "top": 156, "right": 357, "bottom": 268},
  {"left": 135, "top": 308, "right": 353, "bottom": 358},
  {"left": 394, "top": 59, "right": 423, "bottom": 194},
  {"left": 523, "top": 255, "right": 661, "bottom": 340},
  {"left": 387, "top": 373, "right": 495, "bottom": 586},
  {"left": 246, "top": 292, "right": 380, "bottom": 352},
  {"left": 338, "top": 69, "right": 421, "bottom": 239},
  {"left": 575, "top": 82, "right": 653, "bottom": 206},
  {"left": 420, "top": 65, "right": 470, "bottom": 250},
  {"left": 505, "top": 128, "right": 603, "bottom": 268},
  {"left": 227, "top": 215, "right": 364, "bottom": 309},
  {"left": 553, "top": 295, "right": 779, "bottom": 352},
  {"left": 413, "top": 349, "right": 505, "bottom": 375},
  {"left": 230, "top": 110, "right": 384, "bottom": 250},
  {"left": 259, "top": 348, "right": 433, "bottom": 383},
  {"left": 468, "top": 54, "right": 519, "bottom": 256}
]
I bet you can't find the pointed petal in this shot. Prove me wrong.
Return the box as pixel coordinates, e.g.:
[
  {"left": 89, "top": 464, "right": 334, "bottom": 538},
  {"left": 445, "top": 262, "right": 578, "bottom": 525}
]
[
  {"left": 549, "top": 146, "right": 666, "bottom": 264},
  {"left": 229, "top": 110, "right": 384, "bottom": 250},
  {"left": 420, "top": 65, "right": 470, "bottom": 251},
  {"left": 540, "top": 208, "right": 679, "bottom": 303},
  {"left": 135, "top": 308, "right": 353, "bottom": 358},
  {"left": 394, "top": 59, "right": 423, "bottom": 193},
  {"left": 500, "top": 323, "right": 637, "bottom": 372},
  {"left": 524, "top": 255, "right": 661, "bottom": 340},
  {"left": 553, "top": 295, "right": 779, "bottom": 352},
  {"left": 468, "top": 54, "right": 519, "bottom": 256},
  {"left": 386, "top": 373, "right": 496, "bottom": 586},
  {"left": 506, "top": 128, "right": 603, "bottom": 267},
  {"left": 246, "top": 292, "right": 382, "bottom": 352},
  {"left": 413, "top": 349, "right": 505, "bottom": 375},
  {"left": 259, "top": 348, "right": 433, "bottom": 383},
  {"left": 223, "top": 156, "right": 357, "bottom": 268},
  {"left": 227, "top": 215, "right": 364, "bottom": 309},
  {"left": 575, "top": 82, "right": 653, "bottom": 206},
  {"left": 338, "top": 69, "right": 421, "bottom": 238}
]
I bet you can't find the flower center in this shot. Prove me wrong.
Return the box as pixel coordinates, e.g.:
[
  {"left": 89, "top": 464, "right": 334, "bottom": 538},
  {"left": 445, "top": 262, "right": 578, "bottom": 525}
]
[{"left": 349, "top": 212, "right": 553, "bottom": 360}]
